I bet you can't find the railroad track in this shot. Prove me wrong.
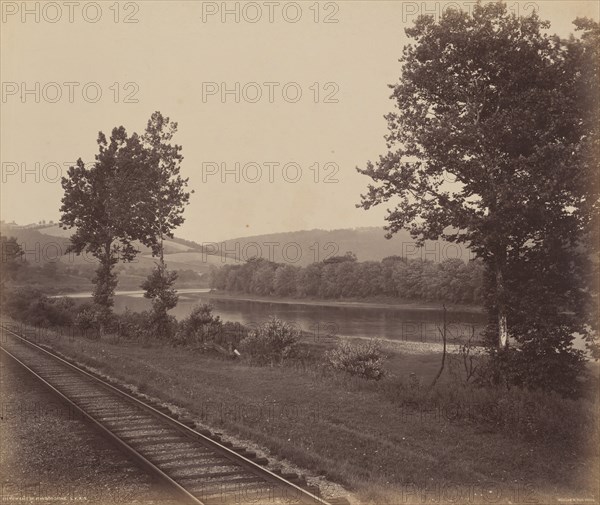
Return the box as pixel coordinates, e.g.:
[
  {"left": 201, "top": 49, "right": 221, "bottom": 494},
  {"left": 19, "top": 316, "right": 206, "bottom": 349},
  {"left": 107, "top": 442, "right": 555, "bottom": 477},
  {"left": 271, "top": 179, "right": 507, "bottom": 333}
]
[{"left": 0, "top": 323, "right": 334, "bottom": 505}]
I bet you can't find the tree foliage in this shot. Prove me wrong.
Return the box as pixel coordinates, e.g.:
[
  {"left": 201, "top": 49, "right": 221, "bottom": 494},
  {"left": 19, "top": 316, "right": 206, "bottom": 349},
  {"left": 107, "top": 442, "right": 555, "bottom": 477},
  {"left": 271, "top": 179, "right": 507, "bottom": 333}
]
[
  {"left": 356, "top": 3, "right": 598, "bottom": 393},
  {"left": 59, "top": 112, "right": 191, "bottom": 327},
  {"left": 210, "top": 255, "right": 484, "bottom": 304},
  {"left": 60, "top": 128, "right": 147, "bottom": 311},
  {"left": 136, "top": 112, "right": 192, "bottom": 328},
  {"left": 137, "top": 112, "right": 191, "bottom": 257}
]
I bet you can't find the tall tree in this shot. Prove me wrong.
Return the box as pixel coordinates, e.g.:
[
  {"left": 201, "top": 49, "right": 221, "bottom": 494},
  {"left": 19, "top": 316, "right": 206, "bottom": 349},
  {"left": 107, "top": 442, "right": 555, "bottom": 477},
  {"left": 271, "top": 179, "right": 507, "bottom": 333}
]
[
  {"left": 60, "top": 128, "right": 147, "bottom": 314},
  {"left": 357, "top": 3, "right": 598, "bottom": 390},
  {"left": 138, "top": 112, "right": 192, "bottom": 331}
]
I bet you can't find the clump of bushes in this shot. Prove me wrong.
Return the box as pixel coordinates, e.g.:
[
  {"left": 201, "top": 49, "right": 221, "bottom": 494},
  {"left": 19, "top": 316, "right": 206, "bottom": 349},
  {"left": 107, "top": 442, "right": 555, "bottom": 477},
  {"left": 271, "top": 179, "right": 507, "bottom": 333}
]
[
  {"left": 72, "top": 303, "right": 104, "bottom": 339},
  {"left": 175, "top": 304, "right": 223, "bottom": 345},
  {"left": 4, "top": 290, "right": 248, "bottom": 350},
  {"left": 73, "top": 303, "right": 101, "bottom": 330},
  {"left": 222, "top": 321, "right": 249, "bottom": 345},
  {"left": 4, "top": 288, "right": 75, "bottom": 328},
  {"left": 239, "top": 317, "right": 300, "bottom": 365},
  {"left": 113, "top": 308, "right": 155, "bottom": 341},
  {"left": 325, "top": 339, "right": 387, "bottom": 380}
]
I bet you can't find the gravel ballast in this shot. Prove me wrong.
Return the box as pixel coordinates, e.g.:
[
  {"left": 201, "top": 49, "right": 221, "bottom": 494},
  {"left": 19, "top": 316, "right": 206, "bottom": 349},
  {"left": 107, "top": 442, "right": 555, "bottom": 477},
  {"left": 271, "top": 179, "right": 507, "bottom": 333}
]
[{"left": 0, "top": 356, "right": 176, "bottom": 505}]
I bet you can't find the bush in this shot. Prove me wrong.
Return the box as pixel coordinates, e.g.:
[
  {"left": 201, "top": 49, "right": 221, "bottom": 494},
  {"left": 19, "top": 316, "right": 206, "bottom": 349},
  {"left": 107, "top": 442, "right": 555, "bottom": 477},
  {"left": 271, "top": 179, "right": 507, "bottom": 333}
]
[
  {"left": 147, "top": 311, "right": 178, "bottom": 341},
  {"left": 112, "top": 309, "right": 153, "bottom": 341},
  {"left": 4, "top": 288, "right": 75, "bottom": 328},
  {"left": 478, "top": 345, "right": 588, "bottom": 398},
  {"left": 239, "top": 317, "right": 300, "bottom": 365},
  {"left": 74, "top": 303, "right": 101, "bottom": 330},
  {"left": 176, "top": 304, "right": 223, "bottom": 345},
  {"left": 325, "top": 339, "right": 387, "bottom": 380},
  {"left": 222, "top": 321, "right": 249, "bottom": 346}
]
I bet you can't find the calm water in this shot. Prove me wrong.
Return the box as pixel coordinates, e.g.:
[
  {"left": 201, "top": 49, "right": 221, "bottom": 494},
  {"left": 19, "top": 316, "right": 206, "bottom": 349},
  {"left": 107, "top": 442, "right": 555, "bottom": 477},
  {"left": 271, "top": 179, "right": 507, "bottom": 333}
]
[{"left": 104, "top": 290, "right": 487, "bottom": 344}]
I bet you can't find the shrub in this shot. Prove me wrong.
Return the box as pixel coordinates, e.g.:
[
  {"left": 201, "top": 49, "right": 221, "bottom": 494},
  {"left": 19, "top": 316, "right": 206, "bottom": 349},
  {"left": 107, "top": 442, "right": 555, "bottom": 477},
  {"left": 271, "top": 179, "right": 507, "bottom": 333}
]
[
  {"left": 325, "top": 339, "right": 387, "bottom": 380},
  {"left": 239, "top": 317, "right": 300, "bottom": 365},
  {"left": 141, "top": 265, "right": 179, "bottom": 339},
  {"left": 147, "top": 311, "right": 178, "bottom": 341},
  {"left": 112, "top": 309, "right": 153, "bottom": 341},
  {"left": 4, "top": 288, "right": 75, "bottom": 328},
  {"left": 478, "top": 345, "right": 588, "bottom": 398},
  {"left": 222, "top": 321, "right": 249, "bottom": 347},
  {"left": 74, "top": 303, "right": 100, "bottom": 330},
  {"left": 176, "top": 304, "right": 223, "bottom": 345}
]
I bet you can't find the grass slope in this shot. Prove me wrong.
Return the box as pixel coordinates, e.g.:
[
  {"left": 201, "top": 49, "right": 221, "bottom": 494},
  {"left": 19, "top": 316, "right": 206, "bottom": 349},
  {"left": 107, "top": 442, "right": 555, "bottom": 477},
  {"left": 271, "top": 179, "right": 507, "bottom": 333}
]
[{"left": 11, "top": 324, "right": 598, "bottom": 505}]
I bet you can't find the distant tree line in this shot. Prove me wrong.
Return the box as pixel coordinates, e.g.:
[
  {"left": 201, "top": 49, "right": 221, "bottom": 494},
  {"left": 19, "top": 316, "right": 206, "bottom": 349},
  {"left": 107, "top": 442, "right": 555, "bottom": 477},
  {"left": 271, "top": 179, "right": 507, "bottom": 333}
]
[{"left": 210, "top": 253, "right": 484, "bottom": 305}]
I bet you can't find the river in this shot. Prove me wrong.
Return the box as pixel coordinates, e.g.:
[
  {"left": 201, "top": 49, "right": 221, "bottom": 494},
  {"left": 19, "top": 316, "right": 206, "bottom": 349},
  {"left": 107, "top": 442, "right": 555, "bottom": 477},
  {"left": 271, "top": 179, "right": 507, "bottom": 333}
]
[{"left": 91, "top": 289, "right": 486, "bottom": 344}]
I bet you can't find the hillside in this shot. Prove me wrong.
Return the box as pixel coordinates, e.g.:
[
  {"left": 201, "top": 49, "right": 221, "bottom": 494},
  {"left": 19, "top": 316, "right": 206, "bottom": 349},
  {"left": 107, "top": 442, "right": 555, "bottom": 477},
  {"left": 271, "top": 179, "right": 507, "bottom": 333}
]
[
  {"left": 2, "top": 223, "right": 474, "bottom": 270},
  {"left": 217, "top": 227, "right": 474, "bottom": 266},
  {"left": 1, "top": 223, "right": 238, "bottom": 267},
  {"left": 0, "top": 223, "right": 240, "bottom": 292}
]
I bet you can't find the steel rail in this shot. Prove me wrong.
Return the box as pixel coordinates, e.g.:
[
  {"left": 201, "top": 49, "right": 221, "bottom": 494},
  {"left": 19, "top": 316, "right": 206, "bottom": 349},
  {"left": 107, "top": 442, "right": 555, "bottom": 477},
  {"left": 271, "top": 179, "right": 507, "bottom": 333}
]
[{"left": 0, "top": 323, "right": 331, "bottom": 505}]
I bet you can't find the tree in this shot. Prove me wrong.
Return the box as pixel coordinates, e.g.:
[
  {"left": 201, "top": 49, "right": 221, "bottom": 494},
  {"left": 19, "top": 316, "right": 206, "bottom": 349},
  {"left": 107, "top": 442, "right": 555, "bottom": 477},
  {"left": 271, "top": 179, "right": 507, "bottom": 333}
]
[
  {"left": 273, "top": 265, "right": 299, "bottom": 297},
  {"left": 296, "top": 263, "right": 322, "bottom": 297},
  {"left": 381, "top": 255, "right": 405, "bottom": 296},
  {"left": 250, "top": 263, "right": 276, "bottom": 295},
  {"left": 0, "top": 235, "right": 24, "bottom": 304},
  {"left": 136, "top": 112, "right": 192, "bottom": 329},
  {"left": 60, "top": 128, "right": 147, "bottom": 314},
  {"left": 1, "top": 235, "right": 24, "bottom": 281},
  {"left": 357, "top": 4, "right": 598, "bottom": 392},
  {"left": 138, "top": 112, "right": 191, "bottom": 262}
]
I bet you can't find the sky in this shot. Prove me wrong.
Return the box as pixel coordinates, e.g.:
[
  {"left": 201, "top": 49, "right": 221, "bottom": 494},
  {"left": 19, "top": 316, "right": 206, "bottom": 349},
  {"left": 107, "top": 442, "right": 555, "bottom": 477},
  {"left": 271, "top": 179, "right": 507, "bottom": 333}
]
[{"left": 1, "top": 0, "right": 598, "bottom": 243}]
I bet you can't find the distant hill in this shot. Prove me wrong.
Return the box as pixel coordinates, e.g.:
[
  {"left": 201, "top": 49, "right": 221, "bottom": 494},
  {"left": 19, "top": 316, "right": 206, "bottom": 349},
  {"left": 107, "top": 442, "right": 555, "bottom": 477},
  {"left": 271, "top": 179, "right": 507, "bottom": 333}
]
[
  {"left": 2, "top": 223, "right": 474, "bottom": 272},
  {"left": 217, "top": 227, "right": 474, "bottom": 266},
  {"left": 0, "top": 223, "right": 241, "bottom": 277}
]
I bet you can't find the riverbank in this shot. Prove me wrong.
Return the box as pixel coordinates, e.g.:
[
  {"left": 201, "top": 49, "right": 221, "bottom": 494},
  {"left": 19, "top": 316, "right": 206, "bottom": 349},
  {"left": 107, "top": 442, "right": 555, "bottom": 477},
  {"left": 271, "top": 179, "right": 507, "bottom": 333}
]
[
  {"left": 55, "top": 287, "right": 212, "bottom": 298},
  {"left": 52, "top": 286, "right": 484, "bottom": 314},
  {"left": 200, "top": 291, "right": 485, "bottom": 314}
]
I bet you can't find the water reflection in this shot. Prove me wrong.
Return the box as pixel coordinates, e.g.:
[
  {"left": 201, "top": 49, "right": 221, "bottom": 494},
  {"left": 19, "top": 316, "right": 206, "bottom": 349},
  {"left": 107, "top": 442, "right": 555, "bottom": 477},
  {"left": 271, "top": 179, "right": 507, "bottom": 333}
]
[{"left": 108, "top": 292, "right": 486, "bottom": 344}]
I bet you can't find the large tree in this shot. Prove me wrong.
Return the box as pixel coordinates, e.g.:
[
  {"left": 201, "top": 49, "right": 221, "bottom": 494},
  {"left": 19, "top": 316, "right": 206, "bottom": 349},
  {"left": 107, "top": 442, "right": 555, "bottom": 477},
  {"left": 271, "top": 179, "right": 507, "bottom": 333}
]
[
  {"left": 357, "top": 3, "right": 598, "bottom": 391},
  {"left": 60, "top": 127, "right": 148, "bottom": 313},
  {"left": 60, "top": 112, "right": 191, "bottom": 332}
]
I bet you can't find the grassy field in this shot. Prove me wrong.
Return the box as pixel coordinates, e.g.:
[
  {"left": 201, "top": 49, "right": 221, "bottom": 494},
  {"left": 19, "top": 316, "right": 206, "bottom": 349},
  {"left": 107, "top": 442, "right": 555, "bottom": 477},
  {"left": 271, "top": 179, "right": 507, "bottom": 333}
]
[{"left": 5, "top": 321, "right": 599, "bottom": 505}]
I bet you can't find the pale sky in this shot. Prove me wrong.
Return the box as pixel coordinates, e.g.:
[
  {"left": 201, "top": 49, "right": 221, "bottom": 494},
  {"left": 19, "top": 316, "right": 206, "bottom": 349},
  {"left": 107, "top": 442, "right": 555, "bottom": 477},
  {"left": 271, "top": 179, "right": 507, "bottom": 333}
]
[{"left": 2, "top": 0, "right": 598, "bottom": 242}]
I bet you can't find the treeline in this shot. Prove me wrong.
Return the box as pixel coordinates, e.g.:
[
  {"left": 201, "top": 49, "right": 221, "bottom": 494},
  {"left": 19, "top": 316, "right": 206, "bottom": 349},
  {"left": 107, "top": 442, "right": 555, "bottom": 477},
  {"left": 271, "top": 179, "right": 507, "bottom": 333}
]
[{"left": 210, "top": 253, "right": 484, "bottom": 305}]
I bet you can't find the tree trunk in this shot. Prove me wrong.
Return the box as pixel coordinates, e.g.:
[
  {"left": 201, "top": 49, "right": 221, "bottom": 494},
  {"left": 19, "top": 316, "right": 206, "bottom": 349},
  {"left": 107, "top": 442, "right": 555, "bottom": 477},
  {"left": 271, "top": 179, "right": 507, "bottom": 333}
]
[
  {"left": 98, "top": 240, "right": 114, "bottom": 338},
  {"left": 495, "top": 254, "right": 508, "bottom": 349},
  {"left": 159, "top": 231, "right": 165, "bottom": 268},
  {"left": 430, "top": 305, "right": 447, "bottom": 388}
]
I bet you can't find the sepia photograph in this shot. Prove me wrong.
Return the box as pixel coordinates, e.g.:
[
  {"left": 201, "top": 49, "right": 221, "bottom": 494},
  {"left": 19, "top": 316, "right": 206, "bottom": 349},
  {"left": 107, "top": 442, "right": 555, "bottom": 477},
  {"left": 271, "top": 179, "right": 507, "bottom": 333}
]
[{"left": 1, "top": 1, "right": 598, "bottom": 504}]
